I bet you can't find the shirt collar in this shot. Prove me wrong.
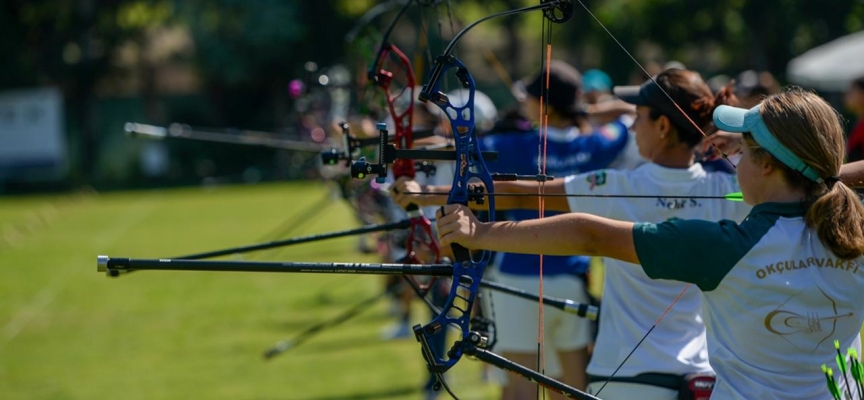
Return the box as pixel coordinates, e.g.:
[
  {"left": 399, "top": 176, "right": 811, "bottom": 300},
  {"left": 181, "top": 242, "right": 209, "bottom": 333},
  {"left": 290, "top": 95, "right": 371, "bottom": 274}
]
[{"left": 748, "top": 201, "right": 808, "bottom": 217}]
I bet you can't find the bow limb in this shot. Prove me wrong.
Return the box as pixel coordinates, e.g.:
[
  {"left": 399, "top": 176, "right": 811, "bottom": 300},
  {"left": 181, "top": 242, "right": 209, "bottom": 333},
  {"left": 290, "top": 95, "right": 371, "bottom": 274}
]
[
  {"left": 365, "top": 2, "right": 444, "bottom": 293},
  {"left": 415, "top": 55, "right": 496, "bottom": 399},
  {"left": 414, "top": 3, "right": 600, "bottom": 399}
]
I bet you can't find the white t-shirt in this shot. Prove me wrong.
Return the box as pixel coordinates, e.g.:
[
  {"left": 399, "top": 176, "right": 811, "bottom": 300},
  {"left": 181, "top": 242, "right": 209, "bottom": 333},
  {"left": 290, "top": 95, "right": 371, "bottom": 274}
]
[
  {"left": 635, "top": 202, "right": 864, "bottom": 399},
  {"left": 563, "top": 163, "right": 751, "bottom": 378}
]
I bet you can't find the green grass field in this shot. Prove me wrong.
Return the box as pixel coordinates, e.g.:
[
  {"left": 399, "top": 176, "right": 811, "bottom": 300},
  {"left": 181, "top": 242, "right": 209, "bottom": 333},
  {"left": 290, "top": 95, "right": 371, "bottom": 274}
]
[
  {"left": 7, "top": 181, "right": 859, "bottom": 400},
  {"left": 0, "top": 182, "right": 498, "bottom": 400}
]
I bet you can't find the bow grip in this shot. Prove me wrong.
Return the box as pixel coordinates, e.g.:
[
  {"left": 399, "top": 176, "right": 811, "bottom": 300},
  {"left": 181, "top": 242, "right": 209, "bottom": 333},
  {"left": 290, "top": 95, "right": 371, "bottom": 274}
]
[
  {"left": 439, "top": 204, "right": 472, "bottom": 262},
  {"left": 450, "top": 243, "right": 472, "bottom": 264}
]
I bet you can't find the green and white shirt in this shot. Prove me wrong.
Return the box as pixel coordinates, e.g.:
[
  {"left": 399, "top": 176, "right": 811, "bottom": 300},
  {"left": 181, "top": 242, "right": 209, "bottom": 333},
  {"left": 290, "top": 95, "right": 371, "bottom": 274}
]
[
  {"left": 635, "top": 202, "right": 864, "bottom": 399},
  {"left": 564, "top": 163, "right": 751, "bottom": 378}
]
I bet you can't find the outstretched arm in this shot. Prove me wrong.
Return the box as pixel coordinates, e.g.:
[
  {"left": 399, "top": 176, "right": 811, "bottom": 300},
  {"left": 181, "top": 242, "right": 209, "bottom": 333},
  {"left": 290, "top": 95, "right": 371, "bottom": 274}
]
[
  {"left": 436, "top": 204, "right": 638, "bottom": 264},
  {"left": 586, "top": 100, "right": 636, "bottom": 125},
  {"left": 391, "top": 177, "right": 571, "bottom": 212}
]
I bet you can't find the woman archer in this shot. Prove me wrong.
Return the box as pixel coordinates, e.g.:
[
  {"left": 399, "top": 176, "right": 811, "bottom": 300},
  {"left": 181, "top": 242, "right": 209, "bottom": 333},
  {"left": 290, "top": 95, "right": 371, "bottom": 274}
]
[
  {"left": 395, "top": 68, "right": 748, "bottom": 399},
  {"left": 432, "top": 87, "right": 864, "bottom": 399}
]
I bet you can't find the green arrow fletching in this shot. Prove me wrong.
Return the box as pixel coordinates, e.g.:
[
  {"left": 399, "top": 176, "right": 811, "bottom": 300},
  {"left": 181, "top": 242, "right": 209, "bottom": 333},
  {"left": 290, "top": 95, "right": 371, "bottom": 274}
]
[{"left": 724, "top": 192, "right": 743, "bottom": 202}]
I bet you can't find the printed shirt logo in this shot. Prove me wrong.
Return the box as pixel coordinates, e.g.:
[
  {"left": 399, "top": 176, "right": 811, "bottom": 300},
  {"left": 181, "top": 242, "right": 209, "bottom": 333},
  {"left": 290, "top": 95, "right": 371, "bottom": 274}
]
[
  {"left": 763, "top": 286, "right": 854, "bottom": 352},
  {"left": 586, "top": 171, "right": 607, "bottom": 190},
  {"left": 599, "top": 123, "right": 624, "bottom": 141}
]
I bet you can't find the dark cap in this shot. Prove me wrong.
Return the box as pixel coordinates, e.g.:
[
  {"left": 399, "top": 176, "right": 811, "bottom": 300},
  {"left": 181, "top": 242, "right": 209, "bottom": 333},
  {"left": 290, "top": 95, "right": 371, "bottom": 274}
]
[
  {"left": 613, "top": 76, "right": 699, "bottom": 136},
  {"left": 518, "top": 61, "right": 582, "bottom": 114}
]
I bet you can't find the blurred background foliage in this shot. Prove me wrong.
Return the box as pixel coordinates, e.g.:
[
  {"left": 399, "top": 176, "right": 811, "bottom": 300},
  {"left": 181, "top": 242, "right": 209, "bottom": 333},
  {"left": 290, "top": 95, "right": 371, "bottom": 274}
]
[{"left": 1, "top": 0, "right": 862, "bottom": 193}]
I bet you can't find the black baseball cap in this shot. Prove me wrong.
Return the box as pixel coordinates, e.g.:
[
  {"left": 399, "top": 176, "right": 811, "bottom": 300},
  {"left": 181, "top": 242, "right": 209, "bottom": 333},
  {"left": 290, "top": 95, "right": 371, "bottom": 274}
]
[
  {"left": 613, "top": 74, "right": 700, "bottom": 136},
  {"left": 515, "top": 61, "right": 582, "bottom": 114}
]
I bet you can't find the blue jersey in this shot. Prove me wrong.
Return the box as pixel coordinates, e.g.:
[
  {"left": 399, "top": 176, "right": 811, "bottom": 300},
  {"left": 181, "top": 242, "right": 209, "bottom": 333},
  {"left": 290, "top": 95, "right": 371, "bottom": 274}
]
[{"left": 482, "top": 119, "right": 629, "bottom": 276}]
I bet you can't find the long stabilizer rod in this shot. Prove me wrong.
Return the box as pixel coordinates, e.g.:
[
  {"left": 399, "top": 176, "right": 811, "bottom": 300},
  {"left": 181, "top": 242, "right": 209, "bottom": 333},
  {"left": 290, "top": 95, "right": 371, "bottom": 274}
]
[
  {"left": 98, "top": 254, "right": 597, "bottom": 320},
  {"left": 98, "top": 256, "right": 454, "bottom": 276},
  {"left": 125, "top": 122, "right": 327, "bottom": 153},
  {"left": 96, "top": 256, "right": 599, "bottom": 320}
]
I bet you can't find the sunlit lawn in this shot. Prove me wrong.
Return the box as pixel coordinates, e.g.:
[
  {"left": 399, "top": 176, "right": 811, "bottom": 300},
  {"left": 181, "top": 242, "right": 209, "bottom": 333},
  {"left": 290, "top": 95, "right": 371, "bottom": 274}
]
[
  {"left": 0, "top": 182, "right": 498, "bottom": 400},
  {"left": 6, "top": 180, "right": 857, "bottom": 400}
]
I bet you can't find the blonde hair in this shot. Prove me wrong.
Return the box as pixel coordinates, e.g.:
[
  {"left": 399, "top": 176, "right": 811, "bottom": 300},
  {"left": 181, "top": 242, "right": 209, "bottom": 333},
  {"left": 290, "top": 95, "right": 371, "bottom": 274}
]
[{"left": 747, "top": 87, "right": 864, "bottom": 259}]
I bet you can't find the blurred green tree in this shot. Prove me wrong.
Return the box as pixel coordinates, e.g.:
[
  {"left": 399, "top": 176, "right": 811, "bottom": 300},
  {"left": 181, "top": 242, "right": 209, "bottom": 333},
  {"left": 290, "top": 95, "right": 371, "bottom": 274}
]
[
  {"left": 2, "top": 0, "right": 862, "bottom": 190},
  {"left": 561, "top": 0, "right": 864, "bottom": 83},
  {"left": 0, "top": 0, "right": 173, "bottom": 183}
]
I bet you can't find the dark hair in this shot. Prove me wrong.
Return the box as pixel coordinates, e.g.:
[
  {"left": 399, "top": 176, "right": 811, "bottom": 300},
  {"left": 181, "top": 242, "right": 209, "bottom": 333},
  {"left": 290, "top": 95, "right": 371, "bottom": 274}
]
[
  {"left": 854, "top": 76, "right": 864, "bottom": 91},
  {"left": 523, "top": 60, "right": 583, "bottom": 123},
  {"left": 647, "top": 69, "right": 737, "bottom": 147}
]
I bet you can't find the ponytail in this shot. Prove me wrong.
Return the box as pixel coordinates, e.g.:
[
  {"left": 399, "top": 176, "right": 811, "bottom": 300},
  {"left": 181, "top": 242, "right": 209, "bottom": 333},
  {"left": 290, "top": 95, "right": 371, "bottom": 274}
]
[{"left": 806, "top": 182, "right": 864, "bottom": 259}]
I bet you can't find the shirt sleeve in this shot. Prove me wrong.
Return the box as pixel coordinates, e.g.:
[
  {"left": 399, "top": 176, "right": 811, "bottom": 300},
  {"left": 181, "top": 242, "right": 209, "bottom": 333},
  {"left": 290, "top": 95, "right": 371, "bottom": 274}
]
[{"left": 632, "top": 218, "right": 751, "bottom": 291}]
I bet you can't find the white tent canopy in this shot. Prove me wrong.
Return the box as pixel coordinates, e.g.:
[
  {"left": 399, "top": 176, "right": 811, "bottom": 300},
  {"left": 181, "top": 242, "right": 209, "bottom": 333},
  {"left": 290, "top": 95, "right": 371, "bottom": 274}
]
[{"left": 787, "top": 30, "right": 864, "bottom": 92}]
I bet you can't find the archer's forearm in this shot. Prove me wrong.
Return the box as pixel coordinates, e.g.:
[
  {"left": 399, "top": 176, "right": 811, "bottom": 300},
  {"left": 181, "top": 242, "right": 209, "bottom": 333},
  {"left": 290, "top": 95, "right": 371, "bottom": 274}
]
[
  {"left": 422, "top": 182, "right": 569, "bottom": 211},
  {"left": 490, "top": 181, "right": 570, "bottom": 211},
  {"left": 586, "top": 100, "right": 636, "bottom": 124},
  {"left": 473, "top": 213, "right": 638, "bottom": 263}
]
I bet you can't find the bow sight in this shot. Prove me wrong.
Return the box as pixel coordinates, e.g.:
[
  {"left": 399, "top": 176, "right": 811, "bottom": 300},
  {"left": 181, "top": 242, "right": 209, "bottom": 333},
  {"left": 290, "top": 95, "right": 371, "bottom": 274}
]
[
  {"left": 348, "top": 123, "right": 499, "bottom": 183},
  {"left": 319, "top": 121, "right": 438, "bottom": 168}
]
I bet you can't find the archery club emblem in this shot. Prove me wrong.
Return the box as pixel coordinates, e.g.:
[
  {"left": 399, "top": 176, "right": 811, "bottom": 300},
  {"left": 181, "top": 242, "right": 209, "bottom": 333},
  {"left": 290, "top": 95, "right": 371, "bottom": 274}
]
[{"left": 763, "top": 286, "right": 854, "bottom": 352}]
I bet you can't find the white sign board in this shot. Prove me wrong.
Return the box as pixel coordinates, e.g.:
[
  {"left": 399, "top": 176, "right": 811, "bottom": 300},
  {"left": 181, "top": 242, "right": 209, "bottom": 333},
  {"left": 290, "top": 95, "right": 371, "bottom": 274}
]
[{"left": 0, "top": 87, "right": 67, "bottom": 179}]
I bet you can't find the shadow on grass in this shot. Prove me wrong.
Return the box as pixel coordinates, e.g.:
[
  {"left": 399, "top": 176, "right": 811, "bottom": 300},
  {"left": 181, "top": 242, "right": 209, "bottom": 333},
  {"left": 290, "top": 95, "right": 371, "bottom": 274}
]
[
  {"left": 285, "top": 385, "right": 420, "bottom": 400},
  {"left": 260, "top": 309, "right": 390, "bottom": 333},
  {"left": 262, "top": 333, "right": 397, "bottom": 360}
]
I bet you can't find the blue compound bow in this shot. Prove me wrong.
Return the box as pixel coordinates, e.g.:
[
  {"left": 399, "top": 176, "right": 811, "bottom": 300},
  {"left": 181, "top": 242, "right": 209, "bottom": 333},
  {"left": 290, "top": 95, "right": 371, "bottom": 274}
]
[{"left": 411, "top": 2, "right": 602, "bottom": 398}]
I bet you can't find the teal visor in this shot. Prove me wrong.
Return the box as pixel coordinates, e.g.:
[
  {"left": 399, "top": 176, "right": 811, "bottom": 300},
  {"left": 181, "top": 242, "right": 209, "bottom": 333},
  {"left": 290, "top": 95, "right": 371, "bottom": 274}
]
[{"left": 713, "top": 105, "right": 822, "bottom": 183}]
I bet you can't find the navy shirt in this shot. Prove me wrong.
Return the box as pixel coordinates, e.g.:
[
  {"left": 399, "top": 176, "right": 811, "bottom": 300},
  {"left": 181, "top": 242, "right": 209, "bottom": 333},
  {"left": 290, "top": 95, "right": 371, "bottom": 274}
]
[{"left": 482, "top": 119, "right": 629, "bottom": 276}]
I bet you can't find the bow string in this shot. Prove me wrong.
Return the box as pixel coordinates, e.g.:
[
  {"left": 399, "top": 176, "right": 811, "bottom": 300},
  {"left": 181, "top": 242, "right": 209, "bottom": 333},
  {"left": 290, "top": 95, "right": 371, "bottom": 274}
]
[{"left": 414, "top": 1, "right": 581, "bottom": 397}]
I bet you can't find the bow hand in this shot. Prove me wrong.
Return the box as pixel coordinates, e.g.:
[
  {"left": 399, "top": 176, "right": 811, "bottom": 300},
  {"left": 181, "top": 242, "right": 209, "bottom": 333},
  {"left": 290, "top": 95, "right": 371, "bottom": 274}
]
[{"left": 436, "top": 204, "right": 486, "bottom": 249}]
